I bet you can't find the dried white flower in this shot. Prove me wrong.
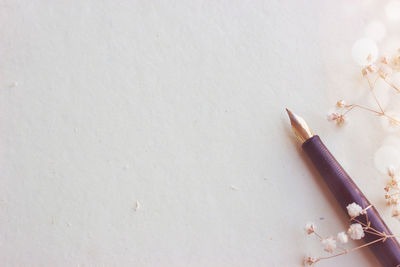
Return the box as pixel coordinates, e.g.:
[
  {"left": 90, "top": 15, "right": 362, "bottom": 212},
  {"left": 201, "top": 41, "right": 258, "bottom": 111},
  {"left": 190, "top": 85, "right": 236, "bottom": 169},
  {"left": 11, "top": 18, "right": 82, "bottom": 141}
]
[
  {"left": 388, "top": 165, "right": 396, "bottom": 178},
  {"left": 337, "top": 232, "right": 348, "bottom": 244},
  {"left": 336, "top": 100, "right": 346, "bottom": 108},
  {"left": 336, "top": 114, "right": 347, "bottom": 125},
  {"left": 346, "top": 202, "right": 363, "bottom": 218},
  {"left": 382, "top": 55, "right": 390, "bottom": 64},
  {"left": 394, "top": 55, "right": 400, "bottom": 66},
  {"left": 304, "top": 256, "right": 318, "bottom": 265},
  {"left": 362, "top": 64, "right": 378, "bottom": 76},
  {"left": 385, "top": 192, "right": 393, "bottom": 205},
  {"left": 392, "top": 204, "right": 400, "bottom": 218},
  {"left": 321, "top": 237, "right": 337, "bottom": 253},
  {"left": 347, "top": 223, "right": 365, "bottom": 240},
  {"left": 327, "top": 113, "right": 347, "bottom": 125},
  {"left": 327, "top": 112, "right": 339, "bottom": 121},
  {"left": 379, "top": 65, "right": 393, "bottom": 79},
  {"left": 391, "top": 196, "right": 400, "bottom": 206},
  {"left": 367, "top": 64, "right": 378, "bottom": 72},
  {"left": 304, "top": 222, "right": 316, "bottom": 235}
]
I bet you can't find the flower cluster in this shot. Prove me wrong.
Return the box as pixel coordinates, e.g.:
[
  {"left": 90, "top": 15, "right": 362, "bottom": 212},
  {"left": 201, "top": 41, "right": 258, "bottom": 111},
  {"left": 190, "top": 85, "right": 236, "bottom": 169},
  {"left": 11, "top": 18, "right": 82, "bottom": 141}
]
[
  {"left": 327, "top": 51, "right": 400, "bottom": 128},
  {"left": 327, "top": 100, "right": 348, "bottom": 126},
  {"left": 361, "top": 53, "right": 399, "bottom": 81},
  {"left": 384, "top": 166, "right": 400, "bottom": 219},
  {"left": 303, "top": 202, "right": 392, "bottom": 265}
]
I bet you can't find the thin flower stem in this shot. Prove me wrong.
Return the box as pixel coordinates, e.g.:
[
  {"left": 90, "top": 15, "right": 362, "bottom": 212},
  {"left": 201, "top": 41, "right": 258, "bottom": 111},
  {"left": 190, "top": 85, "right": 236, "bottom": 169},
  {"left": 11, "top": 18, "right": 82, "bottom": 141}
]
[
  {"left": 364, "top": 229, "right": 385, "bottom": 237},
  {"left": 317, "top": 237, "right": 385, "bottom": 262},
  {"left": 383, "top": 78, "right": 400, "bottom": 94},
  {"left": 351, "top": 218, "right": 368, "bottom": 228},
  {"left": 363, "top": 205, "right": 372, "bottom": 224},
  {"left": 384, "top": 114, "right": 400, "bottom": 125},
  {"left": 329, "top": 72, "right": 400, "bottom": 127},
  {"left": 343, "top": 104, "right": 382, "bottom": 116},
  {"left": 350, "top": 237, "right": 385, "bottom": 252},
  {"left": 351, "top": 218, "right": 383, "bottom": 236},
  {"left": 367, "top": 77, "right": 385, "bottom": 113},
  {"left": 364, "top": 227, "right": 384, "bottom": 236},
  {"left": 316, "top": 250, "right": 348, "bottom": 261},
  {"left": 313, "top": 232, "right": 323, "bottom": 241},
  {"left": 390, "top": 192, "right": 400, "bottom": 197}
]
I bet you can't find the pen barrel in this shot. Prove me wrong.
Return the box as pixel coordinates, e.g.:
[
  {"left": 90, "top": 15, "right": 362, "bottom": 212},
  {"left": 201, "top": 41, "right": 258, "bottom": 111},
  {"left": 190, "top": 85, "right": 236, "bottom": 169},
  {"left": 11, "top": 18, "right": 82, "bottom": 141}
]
[{"left": 302, "top": 135, "right": 400, "bottom": 267}]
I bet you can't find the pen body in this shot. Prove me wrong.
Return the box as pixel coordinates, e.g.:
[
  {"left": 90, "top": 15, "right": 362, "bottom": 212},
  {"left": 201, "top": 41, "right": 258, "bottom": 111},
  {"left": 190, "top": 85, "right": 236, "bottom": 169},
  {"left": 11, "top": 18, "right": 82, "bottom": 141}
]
[{"left": 302, "top": 135, "right": 400, "bottom": 267}]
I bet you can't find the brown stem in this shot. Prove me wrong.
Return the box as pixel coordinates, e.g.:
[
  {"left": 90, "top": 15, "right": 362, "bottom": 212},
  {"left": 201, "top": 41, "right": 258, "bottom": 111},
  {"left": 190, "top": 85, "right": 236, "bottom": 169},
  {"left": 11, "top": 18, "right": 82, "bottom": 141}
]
[
  {"left": 383, "top": 78, "right": 400, "bottom": 94},
  {"left": 317, "top": 237, "right": 385, "bottom": 262},
  {"left": 351, "top": 218, "right": 383, "bottom": 236},
  {"left": 367, "top": 77, "right": 385, "bottom": 113},
  {"left": 343, "top": 104, "right": 382, "bottom": 116}
]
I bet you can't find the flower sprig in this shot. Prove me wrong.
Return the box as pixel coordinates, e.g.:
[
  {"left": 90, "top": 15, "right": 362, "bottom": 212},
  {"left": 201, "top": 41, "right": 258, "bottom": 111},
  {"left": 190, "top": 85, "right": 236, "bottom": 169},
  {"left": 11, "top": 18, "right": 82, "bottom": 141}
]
[
  {"left": 384, "top": 166, "right": 400, "bottom": 219},
  {"left": 304, "top": 202, "right": 396, "bottom": 265},
  {"left": 327, "top": 51, "right": 400, "bottom": 128}
]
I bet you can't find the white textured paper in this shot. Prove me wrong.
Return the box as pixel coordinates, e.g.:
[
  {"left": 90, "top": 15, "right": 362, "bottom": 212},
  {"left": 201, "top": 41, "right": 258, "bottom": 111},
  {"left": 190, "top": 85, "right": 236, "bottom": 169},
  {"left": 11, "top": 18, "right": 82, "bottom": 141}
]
[{"left": 0, "top": 0, "right": 397, "bottom": 266}]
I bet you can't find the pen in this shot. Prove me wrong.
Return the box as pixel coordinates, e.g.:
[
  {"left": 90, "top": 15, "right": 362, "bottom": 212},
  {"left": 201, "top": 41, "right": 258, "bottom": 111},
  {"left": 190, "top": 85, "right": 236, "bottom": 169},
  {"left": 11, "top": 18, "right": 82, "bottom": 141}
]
[{"left": 286, "top": 108, "right": 400, "bottom": 266}]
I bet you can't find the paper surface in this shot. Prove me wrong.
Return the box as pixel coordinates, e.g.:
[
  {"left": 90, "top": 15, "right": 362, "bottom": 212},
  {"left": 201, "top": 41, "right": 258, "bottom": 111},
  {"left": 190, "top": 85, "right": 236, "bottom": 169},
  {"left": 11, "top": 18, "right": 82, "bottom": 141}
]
[{"left": 0, "top": 0, "right": 397, "bottom": 266}]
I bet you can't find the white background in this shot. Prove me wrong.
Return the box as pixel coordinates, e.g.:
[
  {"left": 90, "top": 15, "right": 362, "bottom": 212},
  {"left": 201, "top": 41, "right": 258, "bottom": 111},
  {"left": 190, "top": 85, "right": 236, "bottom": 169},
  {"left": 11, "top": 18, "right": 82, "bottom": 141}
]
[{"left": 1, "top": 0, "right": 399, "bottom": 266}]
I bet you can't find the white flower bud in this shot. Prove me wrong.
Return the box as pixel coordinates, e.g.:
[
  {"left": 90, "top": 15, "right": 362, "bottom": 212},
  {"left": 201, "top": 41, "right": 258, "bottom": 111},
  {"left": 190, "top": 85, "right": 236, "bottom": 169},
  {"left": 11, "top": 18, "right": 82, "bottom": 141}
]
[
  {"left": 392, "top": 204, "right": 400, "bottom": 218},
  {"left": 388, "top": 165, "right": 396, "bottom": 178},
  {"left": 327, "top": 112, "right": 339, "bottom": 121},
  {"left": 337, "top": 232, "right": 349, "bottom": 244},
  {"left": 347, "top": 223, "right": 365, "bottom": 240},
  {"left": 336, "top": 100, "right": 346, "bottom": 108},
  {"left": 379, "top": 65, "right": 393, "bottom": 79},
  {"left": 304, "top": 222, "right": 316, "bottom": 235},
  {"left": 304, "top": 256, "right": 317, "bottom": 265},
  {"left": 382, "top": 55, "right": 390, "bottom": 64},
  {"left": 321, "top": 237, "right": 336, "bottom": 253},
  {"left": 346, "top": 202, "right": 363, "bottom": 218}
]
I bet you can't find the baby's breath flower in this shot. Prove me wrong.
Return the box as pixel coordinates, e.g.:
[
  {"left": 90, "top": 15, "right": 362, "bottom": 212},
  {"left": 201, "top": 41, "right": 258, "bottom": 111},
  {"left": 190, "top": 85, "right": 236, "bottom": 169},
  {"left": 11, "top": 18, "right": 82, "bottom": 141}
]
[
  {"left": 391, "top": 197, "right": 400, "bottom": 206},
  {"left": 337, "top": 232, "right": 348, "bottom": 244},
  {"left": 392, "top": 204, "right": 400, "bottom": 218},
  {"left": 304, "top": 256, "right": 318, "bottom": 265},
  {"left": 346, "top": 202, "right": 363, "bottom": 218},
  {"left": 304, "top": 222, "right": 316, "bottom": 235},
  {"left": 327, "top": 112, "right": 347, "bottom": 126},
  {"left": 382, "top": 55, "right": 390, "bottom": 64},
  {"left": 362, "top": 64, "right": 378, "bottom": 76},
  {"left": 321, "top": 237, "right": 336, "bottom": 253},
  {"left": 367, "top": 64, "right": 378, "bottom": 72},
  {"left": 386, "top": 178, "right": 400, "bottom": 190},
  {"left": 393, "top": 55, "right": 400, "bottom": 66},
  {"left": 388, "top": 165, "right": 396, "bottom": 178},
  {"left": 347, "top": 223, "right": 365, "bottom": 240},
  {"left": 327, "top": 112, "right": 339, "bottom": 121},
  {"left": 336, "top": 100, "right": 346, "bottom": 108},
  {"left": 336, "top": 114, "right": 347, "bottom": 125},
  {"left": 362, "top": 68, "right": 368, "bottom": 77},
  {"left": 379, "top": 65, "right": 393, "bottom": 79}
]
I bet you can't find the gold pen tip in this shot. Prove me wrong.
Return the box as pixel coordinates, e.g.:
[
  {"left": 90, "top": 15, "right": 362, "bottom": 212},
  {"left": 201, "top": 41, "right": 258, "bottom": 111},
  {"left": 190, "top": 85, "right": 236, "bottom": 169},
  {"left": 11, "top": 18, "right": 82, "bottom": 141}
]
[
  {"left": 285, "top": 108, "right": 293, "bottom": 117},
  {"left": 285, "top": 108, "right": 314, "bottom": 143}
]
